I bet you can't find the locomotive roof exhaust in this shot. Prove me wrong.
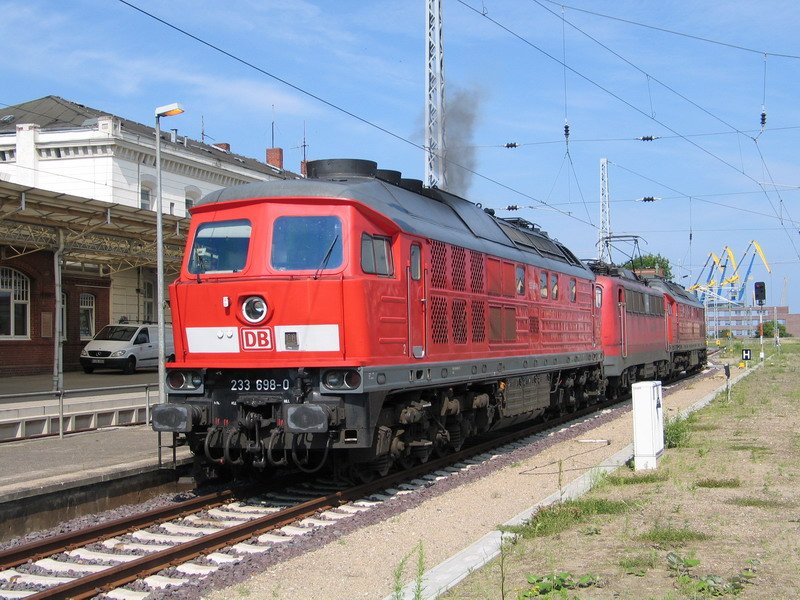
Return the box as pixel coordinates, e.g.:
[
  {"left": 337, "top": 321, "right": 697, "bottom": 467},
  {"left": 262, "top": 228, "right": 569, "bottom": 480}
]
[
  {"left": 306, "top": 158, "right": 432, "bottom": 199},
  {"left": 307, "top": 159, "right": 377, "bottom": 180}
]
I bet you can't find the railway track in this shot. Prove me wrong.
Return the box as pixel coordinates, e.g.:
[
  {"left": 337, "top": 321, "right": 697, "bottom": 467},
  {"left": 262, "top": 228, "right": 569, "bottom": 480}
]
[{"left": 0, "top": 369, "right": 711, "bottom": 599}]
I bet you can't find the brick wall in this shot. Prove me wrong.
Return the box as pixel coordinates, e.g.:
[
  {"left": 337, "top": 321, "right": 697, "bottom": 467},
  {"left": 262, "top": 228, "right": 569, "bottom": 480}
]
[{"left": 0, "top": 249, "right": 110, "bottom": 376}]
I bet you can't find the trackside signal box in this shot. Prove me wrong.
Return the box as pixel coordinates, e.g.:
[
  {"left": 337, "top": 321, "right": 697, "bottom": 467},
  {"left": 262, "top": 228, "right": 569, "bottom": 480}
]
[{"left": 632, "top": 381, "right": 664, "bottom": 471}]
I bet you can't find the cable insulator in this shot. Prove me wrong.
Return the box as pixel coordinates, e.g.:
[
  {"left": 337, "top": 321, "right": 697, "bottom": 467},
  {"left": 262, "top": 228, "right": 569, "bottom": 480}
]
[
  {"left": 506, "top": 205, "right": 520, "bottom": 211},
  {"left": 641, "top": 196, "right": 656, "bottom": 202},
  {"left": 760, "top": 111, "right": 767, "bottom": 128},
  {"left": 504, "top": 142, "right": 519, "bottom": 148},
  {"left": 564, "top": 124, "right": 570, "bottom": 140},
  {"left": 639, "top": 136, "right": 657, "bottom": 141}
]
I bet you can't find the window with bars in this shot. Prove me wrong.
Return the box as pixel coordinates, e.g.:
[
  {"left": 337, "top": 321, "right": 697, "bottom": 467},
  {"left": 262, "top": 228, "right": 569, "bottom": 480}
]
[
  {"left": 140, "top": 187, "right": 153, "bottom": 210},
  {"left": 79, "top": 293, "right": 95, "bottom": 340},
  {"left": 0, "top": 267, "right": 30, "bottom": 339},
  {"left": 143, "top": 282, "right": 154, "bottom": 324}
]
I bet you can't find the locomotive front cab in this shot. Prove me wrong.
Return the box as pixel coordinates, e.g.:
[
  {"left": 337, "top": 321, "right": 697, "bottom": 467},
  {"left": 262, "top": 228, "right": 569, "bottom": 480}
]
[{"left": 152, "top": 188, "right": 406, "bottom": 473}]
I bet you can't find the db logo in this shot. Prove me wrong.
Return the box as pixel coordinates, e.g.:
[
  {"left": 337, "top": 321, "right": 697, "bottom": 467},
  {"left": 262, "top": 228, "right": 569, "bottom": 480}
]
[{"left": 241, "top": 328, "right": 274, "bottom": 351}]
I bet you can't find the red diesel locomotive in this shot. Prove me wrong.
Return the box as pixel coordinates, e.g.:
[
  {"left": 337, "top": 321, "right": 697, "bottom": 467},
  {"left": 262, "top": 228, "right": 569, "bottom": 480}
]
[{"left": 152, "top": 159, "right": 607, "bottom": 478}]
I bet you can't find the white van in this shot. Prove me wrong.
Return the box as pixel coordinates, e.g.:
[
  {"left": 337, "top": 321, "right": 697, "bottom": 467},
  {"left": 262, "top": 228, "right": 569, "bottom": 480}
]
[{"left": 80, "top": 323, "right": 174, "bottom": 374}]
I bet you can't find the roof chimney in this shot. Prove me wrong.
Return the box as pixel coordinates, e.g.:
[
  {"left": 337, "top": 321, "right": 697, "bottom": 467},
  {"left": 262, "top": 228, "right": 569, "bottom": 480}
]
[
  {"left": 266, "top": 147, "right": 284, "bottom": 170},
  {"left": 212, "top": 142, "right": 230, "bottom": 152},
  {"left": 300, "top": 160, "right": 308, "bottom": 177}
]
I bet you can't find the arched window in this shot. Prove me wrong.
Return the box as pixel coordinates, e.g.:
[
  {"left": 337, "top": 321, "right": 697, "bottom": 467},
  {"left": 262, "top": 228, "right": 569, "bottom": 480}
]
[
  {"left": 185, "top": 186, "right": 201, "bottom": 215},
  {"left": 79, "top": 293, "right": 95, "bottom": 340},
  {"left": 0, "top": 267, "right": 30, "bottom": 339}
]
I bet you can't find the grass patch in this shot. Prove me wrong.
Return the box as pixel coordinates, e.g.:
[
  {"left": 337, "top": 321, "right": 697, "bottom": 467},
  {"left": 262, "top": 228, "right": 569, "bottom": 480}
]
[
  {"left": 728, "top": 444, "right": 769, "bottom": 452},
  {"left": 727, "top": 497, "right": 792, "bottom": 509},
  {"left": 664, "top": 414, "right": 694, "bottom": 448},
  {"left": 504, "top": 498, "right": 630, "bottom": 539},
  {"left": 605, "top": 471, "right": 669, "bottom": 486},
  {"left": 639, "top": 523, "right": 710, "bottom": 545},
  {"left": 689, "top": 423, "right": 719, "bottom": 432},
  {"left": 619, "top": 550, "right": 659, "bottom": 576},
  {"left": 696, "top": 477, "right": 741, "bottom": 488}
]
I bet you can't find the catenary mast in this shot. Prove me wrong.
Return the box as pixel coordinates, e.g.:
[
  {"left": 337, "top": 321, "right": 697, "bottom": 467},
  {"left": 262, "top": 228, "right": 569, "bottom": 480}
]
[{"left": 425, "top": 0, "right": 446, "bottom": 189}]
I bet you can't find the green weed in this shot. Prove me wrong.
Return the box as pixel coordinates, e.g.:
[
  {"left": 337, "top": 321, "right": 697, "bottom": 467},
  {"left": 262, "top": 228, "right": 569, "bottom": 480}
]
[
  {"left": 639, "top": 523, "right": 710, "bottom": 545},
  {"left": 504, "top": 498, "right": 630, "bottom": 539},
  {"left": 695, "top": 478, "right": 741, "bottom": 488},
  {"left": 664, "top": 415, "right": 693, "bottom": 448},
  {"left": 727, "top": 497, "right": 792, "bottom": 509},
  {"left": 619, "top": 550, "right": 659, "bottom": 576},
  {"left": 605, "top": 471, "right": 669, "bottom": 486},
  {"left": 519, "top": 572, "right": 598, "bottom": 597}
]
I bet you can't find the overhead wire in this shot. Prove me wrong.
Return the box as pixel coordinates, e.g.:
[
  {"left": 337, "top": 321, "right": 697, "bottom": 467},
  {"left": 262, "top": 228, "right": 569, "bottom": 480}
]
[
  {"left": 459, "top": 0, "right": 800, "bottom": 260},
  {"left": 537, "top": 0, "right": 800, "bottom": 60},
  {"left": 114, "top": 0, "right": 589, "bottom": 226},
  {"left": 531, "top": 0, "right": 746, "bottom": 136}
]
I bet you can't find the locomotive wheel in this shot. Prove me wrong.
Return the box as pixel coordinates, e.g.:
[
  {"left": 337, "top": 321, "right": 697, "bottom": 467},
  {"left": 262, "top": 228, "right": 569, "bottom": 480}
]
[
  {"left": 433, "top": 430, "right": 450, "bottom": 458},
  {"left": 410, "top": 441, "right": 433, "bottom": 464},
  {"left": 446, "top": 422, "right": 464, "bottom": 452},
  {"left": 351, "top": 464, "right": 375, "bottom": 484},
  {"left": 397, "top": 452, "right": 416, "bottom": 470}
]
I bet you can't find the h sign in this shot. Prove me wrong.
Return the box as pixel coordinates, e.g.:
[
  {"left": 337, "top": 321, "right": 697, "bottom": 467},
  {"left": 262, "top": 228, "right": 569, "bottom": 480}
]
[
  {"left": 742, "top": 349, "right": 752, "bottom": 361},
  {"left": 241, "top": 328, "right": 274, "bottom": 351}
]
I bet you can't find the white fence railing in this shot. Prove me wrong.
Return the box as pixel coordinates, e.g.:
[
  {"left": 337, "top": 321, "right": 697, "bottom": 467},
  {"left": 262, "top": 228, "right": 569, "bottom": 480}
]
[{"left": 0, "top": 384, "right": 156, "bottom": 442}]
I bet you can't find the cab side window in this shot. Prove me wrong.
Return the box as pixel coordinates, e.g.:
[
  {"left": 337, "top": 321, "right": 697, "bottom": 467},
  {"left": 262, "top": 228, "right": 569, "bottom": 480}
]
[
  {"left": 135, "top": 329, "right": 149, "bottom": 344},
  {"left": 540, "top": 271, "right": 548, "bottom": 299},
  {"left": 410, "top": 244, "right": 421, "bottom": 281},
  {"left": 361, "top": 234, "right": 394, "bottom": 276}
]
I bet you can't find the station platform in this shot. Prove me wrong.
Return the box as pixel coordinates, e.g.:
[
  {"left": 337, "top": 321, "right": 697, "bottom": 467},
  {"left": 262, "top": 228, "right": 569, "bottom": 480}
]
[{"left": 0, "top": 424, "right": 190, "bottom": 506}]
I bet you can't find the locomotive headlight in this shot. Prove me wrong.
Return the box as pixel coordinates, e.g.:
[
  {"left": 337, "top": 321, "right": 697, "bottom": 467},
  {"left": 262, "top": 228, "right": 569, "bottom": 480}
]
[
  {"left": 242, "top": 296, "right": 268, "bottom": 324},
  {"left": 167, "top": 371, "right": 186, "bottom": 390},
  {"left": 167, "top": 370, "right": 204, "bottom": 391},
  {"left": 344, "top": 370, "right": 362, "bottom": 388},
  {"left": 324, "top": 370, "right": 344, "bottom": 389},
  {"left": 323, "top": 369, "right": 362, "bottom": 390}
]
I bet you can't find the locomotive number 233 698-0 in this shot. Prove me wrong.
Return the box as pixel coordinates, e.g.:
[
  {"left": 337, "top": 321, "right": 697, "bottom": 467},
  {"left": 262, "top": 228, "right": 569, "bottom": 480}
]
[{"left": 230, "top": 378, "right": 291, "bottom": 392}]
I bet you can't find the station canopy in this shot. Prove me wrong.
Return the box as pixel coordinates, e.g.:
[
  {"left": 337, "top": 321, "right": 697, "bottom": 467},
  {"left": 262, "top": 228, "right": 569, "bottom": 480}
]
[{"left": 0, "top": 180, "right": 188, "bottom": 274}]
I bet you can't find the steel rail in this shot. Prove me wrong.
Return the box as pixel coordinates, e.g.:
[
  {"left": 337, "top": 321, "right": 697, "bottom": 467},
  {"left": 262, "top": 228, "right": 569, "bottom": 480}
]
[
  {"left": 10, "top": 366, "right": 713, "bottom": 598},
  {"left": 17, "top": 398, "right": 621, "bottom": 600}
]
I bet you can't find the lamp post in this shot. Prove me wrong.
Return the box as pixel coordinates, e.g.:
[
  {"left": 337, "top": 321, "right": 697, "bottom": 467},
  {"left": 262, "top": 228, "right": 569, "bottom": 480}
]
[{"left": 154, "top": 102, "right": 184, "bottom": 405}]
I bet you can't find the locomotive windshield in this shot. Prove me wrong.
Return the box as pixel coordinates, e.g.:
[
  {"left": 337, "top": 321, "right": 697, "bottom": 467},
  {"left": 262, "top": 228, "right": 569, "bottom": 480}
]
[
  {"left": 271, "top": 216, "right": 343, "bottom": 271},
  {"left": 188, "top": 219, "right": 251, "bottom": 274}
]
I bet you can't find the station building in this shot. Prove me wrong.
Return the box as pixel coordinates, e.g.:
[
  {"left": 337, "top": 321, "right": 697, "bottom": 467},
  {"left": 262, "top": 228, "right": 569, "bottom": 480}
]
[{"left": 0, "top": 96, "right": 296, "bottom": 376}]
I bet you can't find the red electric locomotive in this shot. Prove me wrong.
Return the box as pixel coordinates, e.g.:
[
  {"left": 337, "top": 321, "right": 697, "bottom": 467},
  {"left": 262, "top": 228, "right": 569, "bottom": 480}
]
[
  {"left": 647, "top": 277, "right": 707, "bottom": 372},
  {"left": 153, "top": 159, "right": 604, "bottom": 478},
  {"left": 589, "top": 262, "right": 706, "bottom": 398}
]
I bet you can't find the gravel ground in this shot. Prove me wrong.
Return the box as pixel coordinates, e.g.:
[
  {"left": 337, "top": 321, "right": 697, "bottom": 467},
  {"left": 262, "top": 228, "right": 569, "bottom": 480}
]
[
  {"left": 196, "top": 370, "right": 727, "bottom": 600},
  {"left": 0, "top": 369, "right": 726, "bottom": 600}
]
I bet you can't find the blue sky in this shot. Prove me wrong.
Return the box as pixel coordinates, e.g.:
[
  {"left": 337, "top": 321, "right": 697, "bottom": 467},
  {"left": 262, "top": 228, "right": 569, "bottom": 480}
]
[{"left": 3, "top": 0, "right": 800, "bottom": 312}]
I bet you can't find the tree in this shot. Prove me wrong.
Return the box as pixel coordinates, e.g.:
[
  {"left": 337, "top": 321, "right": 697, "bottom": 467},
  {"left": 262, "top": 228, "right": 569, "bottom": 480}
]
[
  {"left": 622, "top": 253, "right": 673, "bottom": 279},
  {"left": 758, "top": 321, "right": 789, "bottom": 338}
]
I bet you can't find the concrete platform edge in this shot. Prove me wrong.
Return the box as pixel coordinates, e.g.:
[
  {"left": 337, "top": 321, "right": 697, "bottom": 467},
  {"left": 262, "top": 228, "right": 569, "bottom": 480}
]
[
  {"left": 388, "top": 364, "right": 761, "bottom": 600},
  {"left": 0, "top": 456, "right": 193, "bottom": 505}
]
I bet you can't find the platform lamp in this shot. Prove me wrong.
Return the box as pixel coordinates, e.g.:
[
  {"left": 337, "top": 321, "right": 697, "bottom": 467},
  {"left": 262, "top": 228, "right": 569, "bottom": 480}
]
[{"left": 154, "top": 102, "right": 184, "bottom": 405}]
